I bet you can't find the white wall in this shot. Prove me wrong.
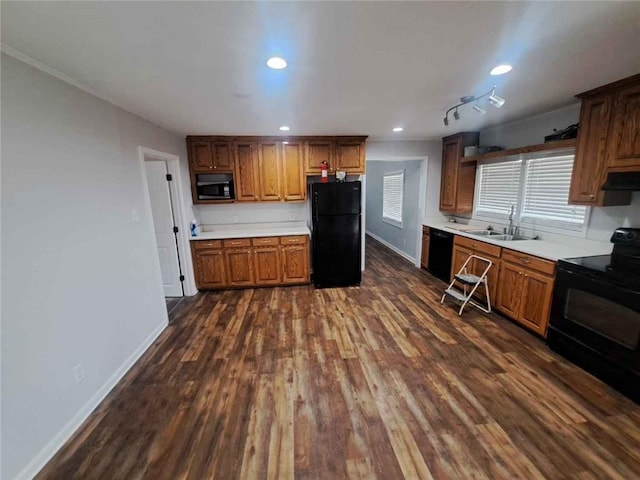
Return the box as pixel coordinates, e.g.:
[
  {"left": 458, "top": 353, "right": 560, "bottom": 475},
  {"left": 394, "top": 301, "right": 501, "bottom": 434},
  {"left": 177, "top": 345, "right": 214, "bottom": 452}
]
[
  {"left": 195, "top": 201, "right": 308, "bottom": 225},
  {"left": 1, "top": 53, "right": 191, "bottom": 480},
  {"left": 478, "top": 104, "right": 640, "bottom": 242}
]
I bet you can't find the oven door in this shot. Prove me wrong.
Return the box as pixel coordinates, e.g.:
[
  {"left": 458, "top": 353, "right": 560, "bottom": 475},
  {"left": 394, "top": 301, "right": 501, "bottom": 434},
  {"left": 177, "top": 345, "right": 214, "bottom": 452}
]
[{"left": 548, "top": 263, "right": 640, "bottom": 403}]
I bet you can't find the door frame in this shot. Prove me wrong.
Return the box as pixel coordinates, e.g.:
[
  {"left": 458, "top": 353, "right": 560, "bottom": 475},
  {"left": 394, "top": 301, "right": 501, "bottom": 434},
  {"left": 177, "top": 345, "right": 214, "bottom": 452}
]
[
  {"left": 138, "top": 146, "right": 197, "bottom": 297},
  {"left": 365, "top": 155, "right": 428, "bottom": 267}
]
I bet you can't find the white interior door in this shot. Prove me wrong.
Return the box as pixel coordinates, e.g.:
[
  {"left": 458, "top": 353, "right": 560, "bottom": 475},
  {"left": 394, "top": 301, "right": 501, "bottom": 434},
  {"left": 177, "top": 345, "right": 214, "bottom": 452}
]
[{"left": 144, "top": 160, "right": 183, "bottom": 297}]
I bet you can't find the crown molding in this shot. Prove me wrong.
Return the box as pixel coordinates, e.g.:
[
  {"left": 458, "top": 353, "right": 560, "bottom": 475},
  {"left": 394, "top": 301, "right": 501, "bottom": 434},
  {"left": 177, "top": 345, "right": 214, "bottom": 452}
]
[{"left": 1, "top": 43, "right": 183, "bottom": 136}]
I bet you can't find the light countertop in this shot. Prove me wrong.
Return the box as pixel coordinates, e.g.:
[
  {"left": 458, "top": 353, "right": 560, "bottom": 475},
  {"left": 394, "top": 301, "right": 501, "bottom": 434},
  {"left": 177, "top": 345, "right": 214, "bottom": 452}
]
[
  {"left": 423, "top": 221, "right": 612, "bottom": 261},
  {"left": 190, "top": 221, "right": 310, "bottom": 241}
]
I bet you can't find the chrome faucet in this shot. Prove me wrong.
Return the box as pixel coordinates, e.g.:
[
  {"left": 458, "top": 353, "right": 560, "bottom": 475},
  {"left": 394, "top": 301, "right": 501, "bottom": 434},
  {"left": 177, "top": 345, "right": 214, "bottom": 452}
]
[{"left": 507, "top": 205, "right": 518, "bottom": 236}]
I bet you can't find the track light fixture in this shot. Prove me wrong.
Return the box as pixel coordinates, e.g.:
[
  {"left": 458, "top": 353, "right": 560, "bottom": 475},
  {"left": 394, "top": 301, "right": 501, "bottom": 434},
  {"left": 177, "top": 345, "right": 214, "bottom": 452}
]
[{"left": 443, "top": 86, "right": 505, "bottom": 126}]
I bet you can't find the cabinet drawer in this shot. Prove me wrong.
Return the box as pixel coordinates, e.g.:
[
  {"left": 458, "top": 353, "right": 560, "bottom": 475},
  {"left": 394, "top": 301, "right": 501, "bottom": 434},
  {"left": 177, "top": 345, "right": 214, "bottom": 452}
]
[
  {"left": 193, "top": 239, "right": 223, "bottom": 250},
  {"left": 281, "top": 235, "right": 308, "bottom": 245},
  {"left": 223, "top": 238, "right": 251, "bottom": 248},
  {"left": 252, "top": 236, "right": 280, "bottom": 246},
  {"left": 454, "top": 235, "right": 501, "bottom": 258},
  {"left": 502, "top": 249, "right": 555, "bottom": 276}
]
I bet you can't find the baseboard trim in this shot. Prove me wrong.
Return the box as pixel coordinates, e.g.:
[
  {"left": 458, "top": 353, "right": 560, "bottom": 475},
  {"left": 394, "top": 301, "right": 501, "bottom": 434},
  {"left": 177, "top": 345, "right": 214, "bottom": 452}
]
[
  {"left": 13, "top": 320, "right": 168, "bottom": 480},
  {"left": 365, "top": 231, "right": 417, "bottom": 264}
]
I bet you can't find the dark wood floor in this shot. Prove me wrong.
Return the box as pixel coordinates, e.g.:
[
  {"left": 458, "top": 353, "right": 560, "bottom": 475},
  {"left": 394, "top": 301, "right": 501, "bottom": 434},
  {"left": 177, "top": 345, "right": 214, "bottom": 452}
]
[{"left": 37, "top": 236, "right": 640, "bottom": 479}]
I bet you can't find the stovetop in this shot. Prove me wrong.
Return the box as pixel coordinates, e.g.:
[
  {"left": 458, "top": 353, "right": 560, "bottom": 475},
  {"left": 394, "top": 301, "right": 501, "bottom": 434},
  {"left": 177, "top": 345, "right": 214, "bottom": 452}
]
[{"left": 559, "top": 254, "right": 640, "bottom": 291}]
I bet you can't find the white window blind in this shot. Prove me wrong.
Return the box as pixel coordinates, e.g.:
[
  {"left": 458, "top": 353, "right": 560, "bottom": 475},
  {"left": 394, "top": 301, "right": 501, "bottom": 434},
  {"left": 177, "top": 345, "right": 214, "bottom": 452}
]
[
  {"left": 521, "top": 154, "right": 587, "bottom": 228},
  {"left": 382, "top": 171, "right": 404, "bottom": 226},
  {"left": 475, "top": 159, "right": 522, "bottom": 216}
]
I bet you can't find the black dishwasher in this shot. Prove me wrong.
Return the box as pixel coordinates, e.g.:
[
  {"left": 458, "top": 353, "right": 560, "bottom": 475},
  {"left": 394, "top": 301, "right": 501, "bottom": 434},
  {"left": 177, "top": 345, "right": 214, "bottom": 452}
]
[{"left": 428, "top": 228, "right": 453, "bottom": 282}]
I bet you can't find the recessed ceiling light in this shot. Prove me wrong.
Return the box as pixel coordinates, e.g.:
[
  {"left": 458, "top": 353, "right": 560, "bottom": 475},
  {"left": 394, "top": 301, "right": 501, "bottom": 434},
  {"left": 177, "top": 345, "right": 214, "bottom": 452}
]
[
  {"left": 490, "top": 64, "right": 512, "bottom": 76},
  {"left": 279, "top": 125, "right": 290, "bottom": 131},
  {"left": 392, "top": 127, "right": 404, "bottom": 132},
  {"left": 266, "top": 57, "right": 287, "bottom": 70}
]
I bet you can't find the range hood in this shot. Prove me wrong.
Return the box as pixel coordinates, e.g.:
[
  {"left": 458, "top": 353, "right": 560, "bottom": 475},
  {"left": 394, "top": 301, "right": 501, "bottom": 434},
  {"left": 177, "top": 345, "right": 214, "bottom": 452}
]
[{"left": 601, "top": 172, "right": 640, "bottom": 191}]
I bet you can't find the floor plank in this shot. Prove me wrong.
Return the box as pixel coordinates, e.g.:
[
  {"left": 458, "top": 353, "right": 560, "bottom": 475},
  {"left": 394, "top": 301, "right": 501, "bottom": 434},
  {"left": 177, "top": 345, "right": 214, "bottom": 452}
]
[{"left": 36, "top": 235, "right": 640, "bottom": 479}]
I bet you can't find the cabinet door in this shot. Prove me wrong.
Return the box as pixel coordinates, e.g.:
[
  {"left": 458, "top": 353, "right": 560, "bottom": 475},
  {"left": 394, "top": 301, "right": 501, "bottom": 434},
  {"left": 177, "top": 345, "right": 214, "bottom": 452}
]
[
  {"left": 225, "top": 248, "right": 255, "bottom": 286},
  {"left": 569, "top": 94, "right": 612, "bottom": 205},
  {"left": 496, "top": 261, "right": 524, "bottom": 318},
  {"left": 305, "top": 139, "right": 335, "bottom": 174},
  {"left": 608, "top": 82, "right": 640, "bottom": 169},
  {"left": 194, "top": 249, "right": 227, "bottom": 289},
  {"left": 234, "top": 142, "right": 259, "bottom": 202},
  {"left": 421, "top": 233, "right": 430, "bottom": 269},
  {"left": 519, "top": 269, "right": 554, "bottom": 336},
  {"left": 212, "top": 141, "right": 233, "bottom": 171},
  {"left": 282, "top": 245, "right": 310, "bottom": 284},
  {"left": 281, "top": 141, "right": 306, "bottom": 201},
  {"left": 189, "top": 141, "right": 214, "bottom": 172},
  {"left": 468, "top": 254, "right": 499, "bottom": 306},
  {"left": 336, "top": 139, "right": 365, "bottom": 173},
  {"left": 254, "top": 247, "right": 282, "bottom": 285},
  {"left": 257, "top": 141, "right": 282, "bottom": 201},
  {"left": 439, "top": 138, "right": 458, "bottom": 212},
  {"left": 451, "top": 245, "right": 473, "bottom": 281}
]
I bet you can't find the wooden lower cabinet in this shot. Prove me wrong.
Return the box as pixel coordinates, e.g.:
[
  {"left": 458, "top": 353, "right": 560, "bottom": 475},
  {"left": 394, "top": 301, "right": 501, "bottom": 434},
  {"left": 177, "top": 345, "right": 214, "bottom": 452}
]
[
  {"left": 253, "top": 247, "right": 282, "bottom": 285},
  {"left": 421, "top": 227, "right": 430, "bottom": 269},
  {"left": 496, "top": 250, "right": 556, "bottom": 337},
  {"left": 193, "top": 249, "right": 227, "bottom": 289},
  {"left": 225, "top": 248, "right": 255, "bottom": 287},
  {"left": 282, "top": 245, "right": 310, "bottom": 284},
  {"left": 451, "top": 236, "right": 500, "bottom": 305},
  {"left": 191, "top": 235, "right": 310, "bottom": 290}
]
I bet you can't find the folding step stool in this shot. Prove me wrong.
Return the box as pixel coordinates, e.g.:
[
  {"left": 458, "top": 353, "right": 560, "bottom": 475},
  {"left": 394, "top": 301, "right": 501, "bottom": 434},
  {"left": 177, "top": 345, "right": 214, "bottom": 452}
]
[{"left": 441, "top": 254, "right": 493, "bottom": 316}]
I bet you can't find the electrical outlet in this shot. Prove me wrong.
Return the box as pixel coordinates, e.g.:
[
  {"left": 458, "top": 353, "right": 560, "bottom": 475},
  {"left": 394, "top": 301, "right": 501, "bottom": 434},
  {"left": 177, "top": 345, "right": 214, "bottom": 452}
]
[
  {"left": 72, "top": 363, "right": 86, "bottom": 385},
  {"left": 289, "top": 212, "right": 295, "bottom": 220}
]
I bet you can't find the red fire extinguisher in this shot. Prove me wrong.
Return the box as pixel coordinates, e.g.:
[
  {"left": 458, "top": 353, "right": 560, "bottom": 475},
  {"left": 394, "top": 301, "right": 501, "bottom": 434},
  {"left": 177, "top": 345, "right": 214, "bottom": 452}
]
[{"left": 321, "top": 161, "right": 329, "bottom": 183}]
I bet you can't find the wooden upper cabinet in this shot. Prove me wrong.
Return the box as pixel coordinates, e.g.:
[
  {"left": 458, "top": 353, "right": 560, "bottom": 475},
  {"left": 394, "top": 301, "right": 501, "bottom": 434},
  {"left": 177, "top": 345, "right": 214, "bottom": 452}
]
[
  {"left": 189, "top": 141, "right": 214, "bottom": 172},
  {"left": 568, "top": 74, "right": 639, "bottom": 207},
  {"left": 336, "top": 138, "right": 365, "bottom": 173},
  {"left": 281, "top": 141, "right": 306, "bottom": 201},
  {"left": 569, "top": 94, "right": 613, "bottom": 205},
  {"left": 188, "top": 138, "right": 233, "bottom": 172},
  {"left": 608, "top": 81, "right": 640, "bottom": 170},
  {"left": 257, "top": 141, "right": 282, "bottom": 201},
  {"left": 439, "top": 132, "right": 479, "bottom": 214},
  {"left": 234, "top": 142, "right": 260, "bottom": 202},
  {"left": 211, "top": 141, "right": 233, "bottom": 171},
  {"left": 305, "top": 139, "right": 335, "bottom": 174}
]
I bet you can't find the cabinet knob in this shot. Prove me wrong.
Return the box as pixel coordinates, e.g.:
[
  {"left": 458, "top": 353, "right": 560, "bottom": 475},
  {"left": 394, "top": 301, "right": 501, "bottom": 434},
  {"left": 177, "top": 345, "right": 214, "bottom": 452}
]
[{"left": 588, "top": 194, "right": 595, "bottom": 199}]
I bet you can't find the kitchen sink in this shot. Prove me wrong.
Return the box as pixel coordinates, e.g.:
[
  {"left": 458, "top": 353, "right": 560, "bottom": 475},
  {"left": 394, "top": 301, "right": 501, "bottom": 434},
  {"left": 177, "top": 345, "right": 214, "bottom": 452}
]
[
  {"left": 465, "top": 230, "right": 504, "bottom": 236},
  {"left": 467, "top": 230, "right": 530, "bottom": 241}
]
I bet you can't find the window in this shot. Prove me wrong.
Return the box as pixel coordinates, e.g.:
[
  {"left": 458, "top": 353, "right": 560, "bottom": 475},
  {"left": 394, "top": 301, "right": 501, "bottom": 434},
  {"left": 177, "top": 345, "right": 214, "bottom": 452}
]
[
  {"left": 476, "top": 159, "right": 522, "bottom": 217},
  {"left": 521, "top": 155, "right": 587, "bottom": 228},
  {"left": 473, "top": 150, "right": 588, "bottom": 232},
  {"left": 382, "top": 171, "right": 404, "bottom": 227}
]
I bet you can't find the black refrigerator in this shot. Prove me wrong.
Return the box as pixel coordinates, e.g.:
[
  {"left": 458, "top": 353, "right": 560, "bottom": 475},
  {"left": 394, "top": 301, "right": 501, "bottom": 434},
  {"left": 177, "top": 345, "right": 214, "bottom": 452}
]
[{"left": 311, "top": 181, "right": 362, "bottom": 288}]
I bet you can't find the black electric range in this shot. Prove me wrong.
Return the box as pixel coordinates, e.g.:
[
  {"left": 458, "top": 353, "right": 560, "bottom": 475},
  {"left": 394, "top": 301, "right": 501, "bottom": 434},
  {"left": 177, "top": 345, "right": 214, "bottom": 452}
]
[{"left": 548, "top": 228, "right": 640, "bottom": 403}]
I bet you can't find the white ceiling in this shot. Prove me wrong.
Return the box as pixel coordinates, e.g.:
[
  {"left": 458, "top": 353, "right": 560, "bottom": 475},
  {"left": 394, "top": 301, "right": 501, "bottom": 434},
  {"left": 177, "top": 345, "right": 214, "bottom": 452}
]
[{"left": 2, "top": 1, "right": 639, "bottom": 140}]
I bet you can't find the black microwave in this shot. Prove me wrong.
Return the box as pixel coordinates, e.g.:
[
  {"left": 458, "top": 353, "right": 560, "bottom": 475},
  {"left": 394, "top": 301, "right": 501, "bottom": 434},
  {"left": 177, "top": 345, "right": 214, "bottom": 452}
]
[{"left": 196, "top": 180, "right": 234, "bottom": 200}]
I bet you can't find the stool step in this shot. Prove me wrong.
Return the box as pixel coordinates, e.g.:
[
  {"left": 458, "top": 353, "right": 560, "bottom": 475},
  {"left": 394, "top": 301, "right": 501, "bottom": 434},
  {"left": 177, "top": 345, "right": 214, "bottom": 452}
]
[
  {"left": 455, "top": 273, "right": 486, "bottom": 285},
  {"left": 444, "top": 288, "right": 469, "bottom": 303}
]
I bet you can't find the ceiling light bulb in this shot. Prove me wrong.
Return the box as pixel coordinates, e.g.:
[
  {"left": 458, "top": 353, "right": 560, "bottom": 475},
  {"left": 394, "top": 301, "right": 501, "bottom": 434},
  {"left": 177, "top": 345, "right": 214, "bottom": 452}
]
[
  {"left": 490, "top": 64, "right": 513, "bottom": 76},
  {"left": 392, "top": 127, "right": 404, "bottom": 132},
  {"left": 453, "top": 109, "right": 460, "bottom": 121},
  {"left": 279, "top": 125, "right": 290, "bottom": 131},
  {"left": 473, "top": 104, "right": 487, "bottom": 115},
  {"left": 266, "top": 57, "right": 287, "bottom": 69},
  {"left": 443, "top": 116, "right": 449, "bottom": 126},
  {"left": 488, "top": 92, "right": 505, "bottom": 108}
]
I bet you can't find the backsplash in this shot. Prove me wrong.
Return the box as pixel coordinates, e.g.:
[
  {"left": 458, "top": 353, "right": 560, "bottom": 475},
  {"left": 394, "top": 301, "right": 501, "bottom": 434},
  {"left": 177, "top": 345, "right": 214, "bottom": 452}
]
[{"left": 195, "top": 202, "right": 309, "bottom": 226}]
